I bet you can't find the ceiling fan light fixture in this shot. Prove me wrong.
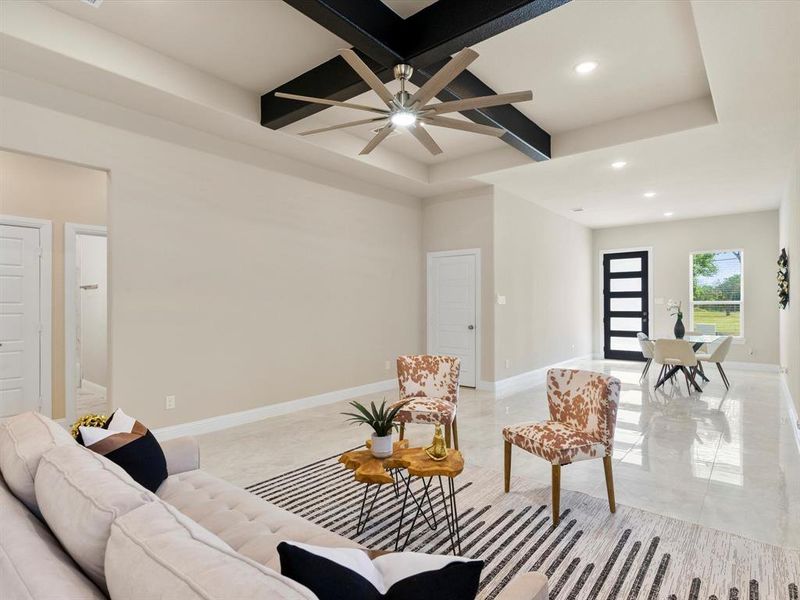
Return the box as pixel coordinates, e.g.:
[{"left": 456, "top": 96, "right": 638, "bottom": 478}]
[{"left": 390, "top": 110, "right": 416, "bottom": 127}]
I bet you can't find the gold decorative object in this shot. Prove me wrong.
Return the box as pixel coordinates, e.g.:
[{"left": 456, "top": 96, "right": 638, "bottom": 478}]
[
  {"left": 425, "top": 424, "right": 449, "bottom": 461},
  {"left": 69, "top": 413, "right": 107, "bottom": 439}
]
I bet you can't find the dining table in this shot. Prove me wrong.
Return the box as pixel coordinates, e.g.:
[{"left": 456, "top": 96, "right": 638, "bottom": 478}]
[{"left": 653, "top": 334, "right": 723, "bottom": 391}]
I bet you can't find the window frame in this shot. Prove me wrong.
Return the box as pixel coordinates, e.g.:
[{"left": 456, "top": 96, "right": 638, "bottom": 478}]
[{"left": 688, "top": 248, "right": 745, "bottom": 340}]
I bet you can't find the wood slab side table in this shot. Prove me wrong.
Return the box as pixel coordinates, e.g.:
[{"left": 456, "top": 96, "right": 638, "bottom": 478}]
[{"left": 339, "top": 440, "right": 409, "bottom": 534}]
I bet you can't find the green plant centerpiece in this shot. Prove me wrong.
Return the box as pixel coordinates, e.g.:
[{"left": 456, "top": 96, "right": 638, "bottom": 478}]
[{"left": 343, "top": 399, "right": 406, "bottom": 458}]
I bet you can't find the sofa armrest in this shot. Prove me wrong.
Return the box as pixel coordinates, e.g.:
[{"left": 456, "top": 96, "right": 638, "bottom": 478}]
[
  {"left": 160, "top": 437, "right": 199, "bottom": 475},
  {"left": 495, "top": 571, "right": 548, "bottom": 600}
]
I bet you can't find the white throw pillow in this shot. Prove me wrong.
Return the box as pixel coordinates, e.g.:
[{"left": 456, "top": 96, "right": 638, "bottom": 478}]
[
  {"left": 277, "top": 541, "right": 484, "bottom": 599},
  {"left": 34, "top": 444, "right": 155, "bottom": 592},
  {"left": 0, "top": 411, "right": 75, "bottom": 516}
]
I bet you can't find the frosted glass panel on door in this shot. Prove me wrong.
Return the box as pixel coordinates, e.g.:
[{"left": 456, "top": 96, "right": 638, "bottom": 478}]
[
  {"left": 610, "top": 297, "right": 642, "bottom": 312},
  {"left": 610, "top": 278, "right": 642, "bottom": 292},
  {"left": 610, "top": 337, "right": 640, "bottom": 352},
  {"left": 610, "top": 317, "right": 642, "bottom": 331},
  {"left": 609, "top": 258, "right": 641, "bottom": 272}
]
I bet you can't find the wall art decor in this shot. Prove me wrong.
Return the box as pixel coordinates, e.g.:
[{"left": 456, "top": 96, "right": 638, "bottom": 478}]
[{"left": 778, "top": 247, "right": 789, "bottom": 309}]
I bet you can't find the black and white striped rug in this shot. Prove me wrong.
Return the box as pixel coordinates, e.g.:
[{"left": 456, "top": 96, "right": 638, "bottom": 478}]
[{"left": 245, "top": 450, "right": 799, "bottom": 600}]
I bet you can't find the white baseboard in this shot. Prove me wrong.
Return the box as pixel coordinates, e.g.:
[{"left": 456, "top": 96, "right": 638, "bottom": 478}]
[
  {"left": 152, "top": 378, "right": 397, "bottom": 441},
  {"left": 483, "top": 354, "right": 594, "bottom": 397},
  {"left": 722, "top": 361, "right": 780, "bottom": 372},
  {"left": 80, "top": 379, "right": 107, "bottom": 395}
]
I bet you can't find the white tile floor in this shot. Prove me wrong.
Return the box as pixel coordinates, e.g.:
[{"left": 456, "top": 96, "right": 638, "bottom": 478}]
[{"left": 197, "top": 358, "right": 800, "bottom": 549}]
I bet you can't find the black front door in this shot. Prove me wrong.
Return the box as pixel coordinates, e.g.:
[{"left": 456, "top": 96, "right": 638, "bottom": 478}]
[{"left": 603, "top": 250, "right": 649, "bottom": 361}]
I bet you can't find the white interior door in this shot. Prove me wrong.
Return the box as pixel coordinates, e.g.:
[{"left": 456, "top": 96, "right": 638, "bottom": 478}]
[
  {"left": 0, "top": 225, "right": 41, "bottom": 417},
  {"left": 428, "top": 252, "right": 477, "bottom": 387}
]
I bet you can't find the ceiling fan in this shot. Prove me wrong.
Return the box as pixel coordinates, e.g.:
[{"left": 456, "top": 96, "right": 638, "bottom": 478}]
[{"left": 275, "top": 48, "right": 533, "bottom": 156}]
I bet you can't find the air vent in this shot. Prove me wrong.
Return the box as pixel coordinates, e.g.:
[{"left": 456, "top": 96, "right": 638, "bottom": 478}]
[{"left": 81, "top": 0, "right": 104, "bottom": 7}]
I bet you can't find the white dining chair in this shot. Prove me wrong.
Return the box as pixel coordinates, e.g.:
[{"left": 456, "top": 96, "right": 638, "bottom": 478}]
[
  {"left": 653, "top": 339, "right": 700, "bottom": 394},
  {"left": 695, "top": 336, "right": 733, "bottom": 389},
  {"left": 636, "top": 332, "right": 655, "bottom": 382}
]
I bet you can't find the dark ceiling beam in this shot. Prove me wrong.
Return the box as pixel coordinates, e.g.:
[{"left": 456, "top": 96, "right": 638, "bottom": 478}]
[
  {"left": 263, "top": 0, "right": 570, "bottom": 160},
  {"left": 401, "top": 0, "right": 569, "bottom": 67}
]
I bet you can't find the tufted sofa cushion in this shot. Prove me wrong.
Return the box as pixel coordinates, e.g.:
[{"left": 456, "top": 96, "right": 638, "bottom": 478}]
[
  {"left": 35, "top": 445, "right": 156, "bottom": 592},
  {"left": 0, "top": 411, "right": 75, "bottom": 517},
  {"left": 157, "top": 469, "right": 361, "bottom": 571},
  {"left": 105, "top": 501, "right": 315, "bottom": 600}
]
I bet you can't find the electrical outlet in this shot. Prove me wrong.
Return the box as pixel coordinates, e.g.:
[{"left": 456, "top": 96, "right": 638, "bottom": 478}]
[
  {"left": 384, "top": 360, "right": 391, "bottom": 371},
  {"left": 165, "top": 395, "right": 176, "bottom": 410},
  {"left": 505, "top": 359, "right": 511, "bottom": 369}
]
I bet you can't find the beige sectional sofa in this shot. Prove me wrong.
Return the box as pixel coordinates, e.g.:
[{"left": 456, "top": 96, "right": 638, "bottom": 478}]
[{"left": 0, "top": 412, "right": 547, "bottom": 599}]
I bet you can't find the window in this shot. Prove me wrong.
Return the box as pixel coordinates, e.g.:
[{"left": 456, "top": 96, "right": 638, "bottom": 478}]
[{"left": 690, "top": 250, "right": 743, "bottom": 337}]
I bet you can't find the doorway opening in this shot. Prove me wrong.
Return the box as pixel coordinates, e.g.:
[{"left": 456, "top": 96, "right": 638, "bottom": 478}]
[{"left": 65, "top": 224, "right": 108, "bottom": 422}]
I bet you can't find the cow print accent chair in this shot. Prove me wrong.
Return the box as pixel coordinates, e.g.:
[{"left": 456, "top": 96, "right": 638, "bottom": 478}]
[
  {"left": 392, "top": 355, "right": 461, "bottom": 450},
  {"left": 502, "top": 368, "right": 621, "bottom": 525}
]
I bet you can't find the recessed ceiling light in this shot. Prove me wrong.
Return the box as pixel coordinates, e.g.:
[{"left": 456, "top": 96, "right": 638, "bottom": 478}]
[
  {"left": 574, "top": 61, "right": 598, "bottom": 75},
  {"left": 663, "top": 212, "right": 674, "bottom": 217},
  {"left": 570, "top": 207, "right": 584, "bottom": 212},
  {"left": 81, "top": 0, "right": 104, "bottom": 6},
  {"left": 643, "top": 191, "right": 657, "bottom": 198},
  {"left": 611, "top": 161, "right": 627, "bottom": 169}
]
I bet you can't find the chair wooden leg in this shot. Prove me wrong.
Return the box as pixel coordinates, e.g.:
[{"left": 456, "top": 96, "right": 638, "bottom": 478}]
[
  {"left": 504, "top": 441, "right": 511, "bottom": 493},
  {"left": 452, "top": 417, "right": 459, "bottom": 450},
  {"left": 603, "top": 456, "right": 616, "bottom": 514},
  {"left": 444, "top": 423, "right": 452, "bottom": 448},
  {"left": 551, "top": 465, "right": 561, "bottom": 526},
  {"left": 398, "top": 423, "right": 405, "bottom": 441}
]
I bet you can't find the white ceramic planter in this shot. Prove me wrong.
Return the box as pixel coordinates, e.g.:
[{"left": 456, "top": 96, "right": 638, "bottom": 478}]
[{"left": 370, "top": 433, "right": 393, "bottom": 458}]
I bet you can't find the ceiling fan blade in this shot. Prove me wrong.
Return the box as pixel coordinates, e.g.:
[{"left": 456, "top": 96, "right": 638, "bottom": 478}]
[
  {"left": 408, "top": 48, "right": 479, "bottom": 108},
  {"left": 340, "top": 49, "right": 395, "bottom": 107},
  {"left": 409, "top": 124, "right": 443, "bottom": 155},
  {"left": 424, "top": 91, "right": 533, "bottom": 115},
  {"left": 299, "top": 117, "right": 389, "bottom": 136},
  {"left": 422, "top": 116, "right": 505, "bottom": 137},
  {"left": 275, "top": 92, "right": 389, "bottom": 114},
  {"left": 359, "top": 124, "right": 395, "bottom": 155}
]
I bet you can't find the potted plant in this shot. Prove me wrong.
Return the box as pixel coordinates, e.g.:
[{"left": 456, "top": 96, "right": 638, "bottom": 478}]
[
  {"left": 343, "top": 399, "right": 406, "bottom": 458},
  {"left": 667, "top": 299, "right": 685, "bottom": 339}
]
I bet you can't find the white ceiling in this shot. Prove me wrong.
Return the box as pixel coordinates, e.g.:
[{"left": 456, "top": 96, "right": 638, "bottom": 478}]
[
  {"left": 471, "top": 0, "right": 710, "bottom": 134},
  {"left": 43, "top": 0, "right": 346, "bottom": 92},
  {"left": 4, "top": 0, "right": 799, "bottom": 228},
  {"left": 480, "top": 0, "right": 800, "bottom": 228}
]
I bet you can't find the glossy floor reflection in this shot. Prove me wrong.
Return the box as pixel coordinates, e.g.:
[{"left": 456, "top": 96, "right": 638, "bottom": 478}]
[{"left": 197, "top": 358, "right": 800, "bottom": 549}]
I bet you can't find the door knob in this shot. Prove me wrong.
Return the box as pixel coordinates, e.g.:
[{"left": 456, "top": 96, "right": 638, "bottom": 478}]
[{"left": 468, "top": 325, "right": 474, "bottom": 330}]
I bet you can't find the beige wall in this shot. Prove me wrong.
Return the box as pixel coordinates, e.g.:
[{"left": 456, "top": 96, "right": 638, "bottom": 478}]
[
  {"left": 1, "top": 97, "right": 423, "bottom": 428},
  {"left": 593, "top": 210, "right": 780, "bottom": 364},
  {"left": 422, "top": 188, "right": 495, "bottom": 382},
  {"left": 0, "top": 151, "right": 107, "bottom": 419},
  {"left": 779, "top": 155, "right": 799, "bottom": 416},
  {"left": 493, "top": 189, "right": 593, "bottom": 379}
]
